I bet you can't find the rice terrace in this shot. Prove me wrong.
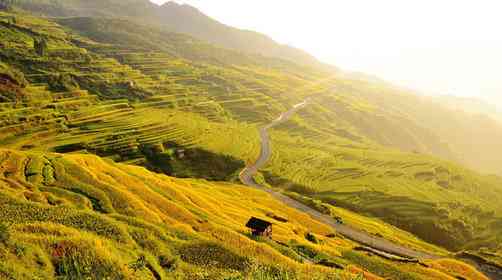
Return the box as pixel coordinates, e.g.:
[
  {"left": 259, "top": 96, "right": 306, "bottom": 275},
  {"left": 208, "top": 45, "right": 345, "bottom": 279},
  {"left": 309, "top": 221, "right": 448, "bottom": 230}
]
[{"left": 0, "top": 0, "right": 501, "bottom": 279}]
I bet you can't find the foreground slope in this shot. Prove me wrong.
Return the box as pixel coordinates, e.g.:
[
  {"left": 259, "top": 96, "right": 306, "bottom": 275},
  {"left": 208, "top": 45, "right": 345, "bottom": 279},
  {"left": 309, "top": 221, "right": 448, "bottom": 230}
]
[{"left": 0, "top": 149, "right": 491, "bottom": 280}]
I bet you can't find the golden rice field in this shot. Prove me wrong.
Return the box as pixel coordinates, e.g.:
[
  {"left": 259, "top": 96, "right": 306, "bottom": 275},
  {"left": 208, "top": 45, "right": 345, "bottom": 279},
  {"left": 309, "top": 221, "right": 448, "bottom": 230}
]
[{"left": 0, "top": 149, "right": 491, "bottom": 279}]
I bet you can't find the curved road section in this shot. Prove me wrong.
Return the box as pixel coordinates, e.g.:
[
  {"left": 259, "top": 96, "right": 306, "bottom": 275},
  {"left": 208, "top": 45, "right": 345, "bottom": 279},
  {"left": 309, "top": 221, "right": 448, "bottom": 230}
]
[{"left": 239, "top": 99, "right": 440, "bottom": 261}]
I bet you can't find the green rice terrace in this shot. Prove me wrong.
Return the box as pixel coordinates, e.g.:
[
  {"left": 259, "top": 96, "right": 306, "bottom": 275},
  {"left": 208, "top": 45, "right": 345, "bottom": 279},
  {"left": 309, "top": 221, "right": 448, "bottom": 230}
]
[{"left": 0, "top": 5, "right": 502, "bottom": 280}]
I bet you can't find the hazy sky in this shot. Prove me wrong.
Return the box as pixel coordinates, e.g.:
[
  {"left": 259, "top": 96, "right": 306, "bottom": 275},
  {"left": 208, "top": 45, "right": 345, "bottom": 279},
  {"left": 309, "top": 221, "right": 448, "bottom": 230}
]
[{"left": 150, "top": 0, "right": 501, "bottom": 107}]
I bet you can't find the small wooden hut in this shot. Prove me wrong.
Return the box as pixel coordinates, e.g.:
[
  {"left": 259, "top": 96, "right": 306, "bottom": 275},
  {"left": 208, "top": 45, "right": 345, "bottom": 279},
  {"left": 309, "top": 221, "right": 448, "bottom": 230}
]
[{"left": 246, "top": 217, "right": 272, "bottom": 238}]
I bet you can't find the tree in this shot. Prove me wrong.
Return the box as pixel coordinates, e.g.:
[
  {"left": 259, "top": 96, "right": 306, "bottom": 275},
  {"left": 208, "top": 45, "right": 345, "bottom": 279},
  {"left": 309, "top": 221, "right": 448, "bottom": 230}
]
[
  {"left": 34, "top": 38, "right": 49, "bottom": 57},
  {"left": 48, "top": 73, "right": 79, "bottom": 91},
  {"left": 6, "top": 16, "right": 15, "bottom": 25},
  {"left": 0, "top": 0, "right": 16, "bottom": 11}
]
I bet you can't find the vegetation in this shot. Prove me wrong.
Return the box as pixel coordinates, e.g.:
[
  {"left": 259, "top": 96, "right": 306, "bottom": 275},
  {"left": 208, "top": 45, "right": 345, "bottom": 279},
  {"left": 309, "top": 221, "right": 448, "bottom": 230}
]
[
  {"left": 0, "top": 5, "right": 500, "bottom": 279},
  {"left": 0, "top": 149, "right": 485, "bottom": 279},
  {"left": 33, "top": 37, "right": 48, "bottom": 56},
  {"left": 0, "top": 223, "right": 9, "bottom": 244},
  {"left": 265, "top": 132, "right": 502, "bottom": 251}
]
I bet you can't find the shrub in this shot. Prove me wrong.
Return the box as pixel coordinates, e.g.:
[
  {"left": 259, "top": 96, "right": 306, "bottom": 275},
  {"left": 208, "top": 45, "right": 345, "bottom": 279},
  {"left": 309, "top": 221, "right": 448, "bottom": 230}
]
[
  {"left": 305, "top": 232, "right": 319, "bottom": 244},
  {"left": 158, "top": 255, "right": 178, "bottom": 271},
  {"left": 0, "top": 62, "right": 27, "bottom": 87},
  {"left": 0, "top": 0, "right": 16, "bottom": 11},
  {"left": 34, "top": 38, "right": 49, "bottom": 56},
  {"left": 0, "top": 222, "right": 9, "bottom": 244},
  {"left": 14, "top": 244, "right": 26, "bottom": 257},
  {"left": 48, "top": 73, "right": 79, "bottom": 92},
  {"left": 129, "top": 255, "right": 147, "bottom": 272},
  {"left": 291, "top": 243, "right": 318, "bottom": 260}
]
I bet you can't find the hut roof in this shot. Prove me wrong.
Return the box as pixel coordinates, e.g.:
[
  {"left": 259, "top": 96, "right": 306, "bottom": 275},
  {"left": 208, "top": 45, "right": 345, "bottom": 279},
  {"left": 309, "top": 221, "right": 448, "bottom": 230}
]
[{"left": 246, "top": 217, "right": 272, "bottom": 231}]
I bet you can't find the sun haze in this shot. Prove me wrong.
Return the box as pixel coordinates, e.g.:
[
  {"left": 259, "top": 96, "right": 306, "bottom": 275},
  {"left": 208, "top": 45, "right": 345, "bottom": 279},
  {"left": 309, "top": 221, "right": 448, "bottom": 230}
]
[{"left": 151, "top": 0, "right": 502, "bottom": 109}]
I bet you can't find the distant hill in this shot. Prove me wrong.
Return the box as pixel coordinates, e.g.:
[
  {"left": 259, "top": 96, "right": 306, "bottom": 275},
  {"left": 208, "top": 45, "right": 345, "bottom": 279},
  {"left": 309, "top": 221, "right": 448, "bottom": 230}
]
[
  {"left": 14, "top": 0, "right": 156, "bottom": 18},
  {"left": 14, "top": 0, "right": 323, "bottom": 67},
  {"left": 156, "top": 1, "right": 322, "bottom": 67},
  {"left": 432, "top": 95, "right": 502, "bottom": 122}
]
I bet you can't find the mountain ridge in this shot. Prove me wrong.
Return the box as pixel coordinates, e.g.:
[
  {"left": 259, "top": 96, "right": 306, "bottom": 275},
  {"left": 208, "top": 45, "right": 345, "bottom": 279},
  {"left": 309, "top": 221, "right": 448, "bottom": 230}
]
[
  {"left": 431, "top": 94, "right": 502, "bottom": 123},
  {"left": 14, "top": 0, "right": 324, "bottom": 67},
  {"left": 156, "top": 1, "right": 323, "bottom": 67}
]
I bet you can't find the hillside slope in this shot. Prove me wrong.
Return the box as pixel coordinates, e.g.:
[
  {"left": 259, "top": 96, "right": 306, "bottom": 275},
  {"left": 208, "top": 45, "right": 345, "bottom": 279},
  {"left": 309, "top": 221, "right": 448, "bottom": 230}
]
[
  {"left": 1, "top": 148, "right": 492, "bottom": 280},
  {"left": 431, "top": 95, "right": 502, "bottom": 123},
  {"left": 9, "top": 2, "right": 502, "bottom": 175},
  {"left": 156, "top": 1, "right": 322, "bottom": 67},
  {"left": 0, "top": 7, "right": 501, "bottom": 268},
  {"left": 52, "top": 14, "right": 502, "bottom": 175},
  {"left": 13, "top": 0, "right": 322, "bottom": 67}
]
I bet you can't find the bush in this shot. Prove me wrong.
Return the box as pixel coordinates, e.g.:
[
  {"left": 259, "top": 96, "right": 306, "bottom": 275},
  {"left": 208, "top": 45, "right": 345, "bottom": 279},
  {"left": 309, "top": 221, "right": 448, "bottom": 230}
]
[
  {"left": 305, "top": 232, "right": 319, "bottom": 244},
  {"left": 14, "top": 244, "right": 26, "bottom": 257},
  {"left": 0, "top": 0, "right": 14, "bottom": 11},
  {"left": 0, "top": 62, "right": 28, "bottom": 87},
  {"left": 158, "top": 255, "right": 178, "bottom": 271},
  {"left": 48, "top": 73, "right": 79, "bottom": 92},
  {"left": 0, "top": 222, "right": 9, "bottom": 244},
  {"left": 34, "top": 38, "right": 49, "bottom": 56},
  {"left": 129, "top": 255, "right": 147, "bottom": 272}
]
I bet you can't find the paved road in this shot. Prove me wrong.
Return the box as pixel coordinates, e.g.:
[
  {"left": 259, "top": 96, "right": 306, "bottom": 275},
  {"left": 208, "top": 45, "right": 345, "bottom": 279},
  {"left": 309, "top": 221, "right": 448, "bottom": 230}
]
[{"left": 239, "top": 99, "right": 440, "bottom": 260}]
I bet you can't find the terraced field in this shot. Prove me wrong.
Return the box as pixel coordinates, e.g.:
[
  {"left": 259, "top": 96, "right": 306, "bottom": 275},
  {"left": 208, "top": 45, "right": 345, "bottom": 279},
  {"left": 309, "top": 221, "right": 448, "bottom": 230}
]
[
  {"left": 0, "top": 80, "right": 261, "bottom": 179},
  {"left": 0, "top": 12, "right": 323, "bottom": 173},
  {"left": 262, "top": 129, "right": 502, "bottom": 250},
  {"left": 0, "top": 149, "right": 491, "bottom": 280},
  {"left": 1, "top": 8, "right": 502, "bottom": 279}
]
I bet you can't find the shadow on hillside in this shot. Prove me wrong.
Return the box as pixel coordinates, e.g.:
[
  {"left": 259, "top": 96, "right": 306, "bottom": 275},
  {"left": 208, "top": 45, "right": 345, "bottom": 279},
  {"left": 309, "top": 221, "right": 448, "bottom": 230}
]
[
  {"left": 142, "top": 145, "right": 244, "bottom": 182},
  {"left": 316, "top": 190, "right": 501, "bottom": 252},
  {"left": 262, "top": 171, "right": 317, "bottom": 194},
  {"left": 260, "top": 171, "right": 500, "bottom": 252},
  {"left": 53, "top": 141, "right": 245, "bottom": 182}
]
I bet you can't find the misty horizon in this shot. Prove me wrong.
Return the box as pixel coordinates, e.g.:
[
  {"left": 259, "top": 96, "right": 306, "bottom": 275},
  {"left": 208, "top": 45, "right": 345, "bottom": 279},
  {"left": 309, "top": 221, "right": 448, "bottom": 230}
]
[{"left": 151, "top": 0, "right": 501, "bottom": 111}]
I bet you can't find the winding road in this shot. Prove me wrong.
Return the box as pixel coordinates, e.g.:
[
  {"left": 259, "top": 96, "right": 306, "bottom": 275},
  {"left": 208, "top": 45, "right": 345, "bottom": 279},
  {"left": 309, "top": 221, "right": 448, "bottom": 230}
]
[{"left": 239, "top": 98, "right": 440, "bottom": 261}]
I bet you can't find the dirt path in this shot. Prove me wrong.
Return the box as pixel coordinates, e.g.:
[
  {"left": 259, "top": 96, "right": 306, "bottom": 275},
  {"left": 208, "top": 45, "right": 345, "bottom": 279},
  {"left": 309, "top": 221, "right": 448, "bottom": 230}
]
[{"left": 239, "top": 99, "right": 440, "bottom": 261}]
